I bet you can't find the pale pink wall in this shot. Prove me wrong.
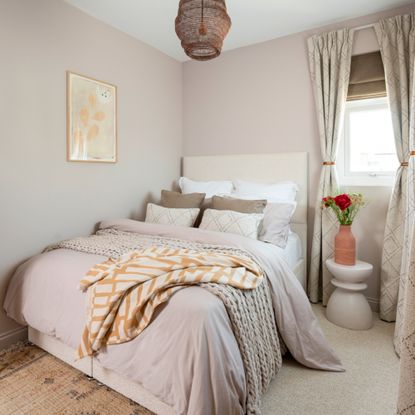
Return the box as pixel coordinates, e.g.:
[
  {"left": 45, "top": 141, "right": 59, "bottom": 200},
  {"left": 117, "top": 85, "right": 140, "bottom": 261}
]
[
  {"left": 0, "top": 0, "right": 182, "bottom": 343},
  {"left": 183, "top": 3, "right": 415, "bottom": 308}
]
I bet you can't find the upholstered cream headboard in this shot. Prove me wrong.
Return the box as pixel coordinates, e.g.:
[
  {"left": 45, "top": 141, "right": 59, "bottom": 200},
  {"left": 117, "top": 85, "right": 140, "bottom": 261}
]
[{"left": 182, "top": 152, "right": 308, "bottom": 266}]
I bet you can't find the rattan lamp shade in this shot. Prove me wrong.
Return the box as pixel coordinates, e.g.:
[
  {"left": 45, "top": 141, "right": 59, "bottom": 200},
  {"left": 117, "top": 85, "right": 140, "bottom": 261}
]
[{"left": 175, "top": 0, "right": 231, "bottom": 61}]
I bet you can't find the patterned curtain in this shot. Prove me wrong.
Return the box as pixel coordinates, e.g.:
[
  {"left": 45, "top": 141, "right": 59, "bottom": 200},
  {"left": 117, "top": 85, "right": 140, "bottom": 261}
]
[
  {"left": 396, "top": 26, "right": 415, "bottom": 410},
  {"left": 307, "top": 29, "right": 354, "bottom": 304},
  {"left": 375, "top": 14, "right": 415, "bottom": 338},
  {"left": 397, "top": 197, "right": 415, "bottom": 414}
]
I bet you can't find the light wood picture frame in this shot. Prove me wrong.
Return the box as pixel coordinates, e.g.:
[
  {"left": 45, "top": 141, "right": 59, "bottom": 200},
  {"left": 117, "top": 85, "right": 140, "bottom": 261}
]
[{"left": 67, "top": 71, "right": 117, "bottom": 163}]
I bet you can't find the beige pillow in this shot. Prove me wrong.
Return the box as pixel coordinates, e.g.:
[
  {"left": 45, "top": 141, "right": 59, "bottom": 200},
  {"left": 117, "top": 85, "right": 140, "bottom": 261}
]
[
  {"left": 212, "top": 195, "right": 267, "bottom": 214},
  {"left": 199, "top": 209, "right": 263, "bottom": 239},
  {"left": 145, "top": 203, "right": 200, "bottom": 227},
  {"left": 161, "top": 190, "right": 205, "bottom": 208}
]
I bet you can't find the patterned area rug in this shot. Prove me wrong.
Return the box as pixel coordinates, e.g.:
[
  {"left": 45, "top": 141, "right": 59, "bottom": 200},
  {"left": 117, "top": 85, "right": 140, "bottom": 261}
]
[{"left": 0, "top": 342, "right": 154, "bottom": 415}]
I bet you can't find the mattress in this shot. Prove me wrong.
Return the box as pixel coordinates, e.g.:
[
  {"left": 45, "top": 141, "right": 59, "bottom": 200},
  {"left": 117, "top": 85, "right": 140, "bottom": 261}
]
[{"left": 278, "top": 231, "right": 302, "bottom": 270}]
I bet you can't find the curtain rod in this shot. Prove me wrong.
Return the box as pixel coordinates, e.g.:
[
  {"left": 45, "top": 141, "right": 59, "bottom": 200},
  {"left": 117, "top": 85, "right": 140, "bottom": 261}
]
[{"left": 350, "top": 23, "right": 376, "bottom": 33}]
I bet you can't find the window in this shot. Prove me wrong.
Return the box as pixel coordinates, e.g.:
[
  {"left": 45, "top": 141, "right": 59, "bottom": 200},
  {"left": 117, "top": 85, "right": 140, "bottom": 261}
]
[{"left": 338, "top": 97, "right": 398, "bottom": 186}]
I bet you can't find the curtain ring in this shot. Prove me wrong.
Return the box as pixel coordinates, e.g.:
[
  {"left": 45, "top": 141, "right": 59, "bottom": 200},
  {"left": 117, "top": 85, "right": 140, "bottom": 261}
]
[
  {"left": 322, "top": 161, "right": 335, "bottom": 166},
  {"left": 401, "top": 162, "right": 409, "bottom": 167}
]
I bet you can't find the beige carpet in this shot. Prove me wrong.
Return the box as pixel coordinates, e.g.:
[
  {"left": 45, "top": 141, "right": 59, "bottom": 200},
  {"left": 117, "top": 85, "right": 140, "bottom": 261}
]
[
  {"left": 262, "top": 305, "right": 399, "bottom": 415},
  {"left": 0, "top": 305, "right": 398, "bottom": 414}
]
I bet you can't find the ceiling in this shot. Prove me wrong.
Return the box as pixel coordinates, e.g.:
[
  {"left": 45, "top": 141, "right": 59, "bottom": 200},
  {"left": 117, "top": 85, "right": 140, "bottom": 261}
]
[{"left": 66, "top": 0, "right": 413, "bottom": 61}]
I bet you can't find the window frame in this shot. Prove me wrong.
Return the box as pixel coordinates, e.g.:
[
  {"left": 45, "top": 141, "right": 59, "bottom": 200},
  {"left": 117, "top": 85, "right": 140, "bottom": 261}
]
[{"left": 337, "top": 97, "right": 397, "bottom": 187}]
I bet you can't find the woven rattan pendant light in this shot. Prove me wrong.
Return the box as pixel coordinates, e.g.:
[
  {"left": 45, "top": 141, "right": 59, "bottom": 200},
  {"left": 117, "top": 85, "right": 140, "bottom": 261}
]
[{"left": 175, "top": 0, "right": 231, "bottom": 61}]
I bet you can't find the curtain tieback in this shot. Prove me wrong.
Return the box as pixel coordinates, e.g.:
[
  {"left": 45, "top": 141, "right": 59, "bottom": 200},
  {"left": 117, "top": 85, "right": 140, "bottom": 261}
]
[
  {"left": 322, "top": 161, "right": 335, "bottom": 166},
  {"left": 401, "top": 152, "right": 415, "bottom": 166}
]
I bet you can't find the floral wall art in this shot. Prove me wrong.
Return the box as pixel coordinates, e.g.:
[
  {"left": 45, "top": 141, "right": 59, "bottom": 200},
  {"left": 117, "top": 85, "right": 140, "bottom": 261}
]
[{"left": 67, "top": 72, "right": 117, "bottom": 162}]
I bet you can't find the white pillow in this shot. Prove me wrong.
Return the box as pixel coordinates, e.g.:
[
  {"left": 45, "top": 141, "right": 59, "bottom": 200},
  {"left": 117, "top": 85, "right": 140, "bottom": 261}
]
[
  {"left": 145, "top": 203, "right": 199, "bottom": 227},
  {"left": 199, "top": 209, "right": 263, "bottom": 239},
  {"left": 179, "top": 177, "right": 233, "bottom": 199},
  {"left": 259, "top": 202, "right": 297, "bottom": 248},
  {"left": 233, "top": 179, "right": 298, "bottom": 202}
]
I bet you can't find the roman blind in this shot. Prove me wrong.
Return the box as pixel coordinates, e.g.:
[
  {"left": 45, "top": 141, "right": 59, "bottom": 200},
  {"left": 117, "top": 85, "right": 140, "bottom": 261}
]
[{"left": 347, "top": 51, "right": 386, "bottom": 100}]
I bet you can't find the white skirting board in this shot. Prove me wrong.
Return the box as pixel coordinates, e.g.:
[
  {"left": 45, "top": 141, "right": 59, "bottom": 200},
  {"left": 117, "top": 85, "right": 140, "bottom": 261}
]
[
  {"left": 28, "top": 327, "right": 174, "bottom": 415},
  {"left": 0, "top": 326, "right": 27, "bottom": 350}
]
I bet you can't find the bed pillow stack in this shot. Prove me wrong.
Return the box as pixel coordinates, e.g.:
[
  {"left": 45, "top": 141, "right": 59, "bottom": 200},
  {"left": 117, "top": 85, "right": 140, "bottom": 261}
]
[
  {"left": 231, "top": 179, "right": 298, "bottom": 248},
  {"left": 178, "top": 177, "right": 298, "bottom": 246}
]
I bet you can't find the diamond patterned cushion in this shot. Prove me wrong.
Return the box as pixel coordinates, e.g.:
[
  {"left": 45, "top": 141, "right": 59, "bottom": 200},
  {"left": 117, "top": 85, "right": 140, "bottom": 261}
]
[
  {"left": 199, "top": 209, "right": 263, "bottom": 239},
  {"left": 145, "top": 203, "right": 200, "bottom": 227}
]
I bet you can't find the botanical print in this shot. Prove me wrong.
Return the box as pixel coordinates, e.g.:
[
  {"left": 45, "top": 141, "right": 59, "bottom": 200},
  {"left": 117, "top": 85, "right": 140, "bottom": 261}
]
[{"left": 67, "top": 72, "right": 117, "bottom": 162}]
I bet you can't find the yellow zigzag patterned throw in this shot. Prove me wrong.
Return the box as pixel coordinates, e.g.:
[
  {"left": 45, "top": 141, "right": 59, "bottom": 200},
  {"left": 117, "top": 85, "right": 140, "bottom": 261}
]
[{"left": 77, "top": 246, "right": 264, "bottom": 359}]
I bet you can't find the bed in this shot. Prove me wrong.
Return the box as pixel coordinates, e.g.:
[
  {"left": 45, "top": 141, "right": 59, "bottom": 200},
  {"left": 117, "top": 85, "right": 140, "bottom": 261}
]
[{"left": 4, "top": 152, "right": 342, "bottom": 415}]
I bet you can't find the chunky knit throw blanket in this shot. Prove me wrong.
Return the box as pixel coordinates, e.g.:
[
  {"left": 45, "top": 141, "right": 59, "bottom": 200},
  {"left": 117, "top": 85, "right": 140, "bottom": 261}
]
[{"left": 47, "top": 228, "right": 282, "bottom": 414}]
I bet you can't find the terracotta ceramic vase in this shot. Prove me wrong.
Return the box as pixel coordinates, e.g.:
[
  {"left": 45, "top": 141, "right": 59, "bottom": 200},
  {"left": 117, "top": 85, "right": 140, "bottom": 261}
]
[{"left": 334, "top": 225, "right": 356, "bottom": 265}]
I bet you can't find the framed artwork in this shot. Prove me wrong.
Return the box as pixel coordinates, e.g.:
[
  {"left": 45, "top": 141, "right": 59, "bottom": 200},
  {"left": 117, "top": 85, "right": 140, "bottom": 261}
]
[{"left": 67, "top": 71, "right": 117, "bottom": 163}]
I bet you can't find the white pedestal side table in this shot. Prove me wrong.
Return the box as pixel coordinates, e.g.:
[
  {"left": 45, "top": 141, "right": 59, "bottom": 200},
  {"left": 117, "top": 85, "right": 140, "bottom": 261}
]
[{"left": 325, "top": 258, "right": 373, "bottom": 330}]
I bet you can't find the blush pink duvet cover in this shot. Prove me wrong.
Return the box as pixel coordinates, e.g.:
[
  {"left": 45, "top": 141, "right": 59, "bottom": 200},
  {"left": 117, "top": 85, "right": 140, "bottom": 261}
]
[{"left": 4, "top": 220, "right": 343, "bottom": 415}]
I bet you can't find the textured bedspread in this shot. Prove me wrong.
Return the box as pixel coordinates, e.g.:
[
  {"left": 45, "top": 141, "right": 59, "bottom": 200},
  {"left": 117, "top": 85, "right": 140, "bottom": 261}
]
[{"left": 5, "top": 220, "right": 343, "bottom": 415}]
